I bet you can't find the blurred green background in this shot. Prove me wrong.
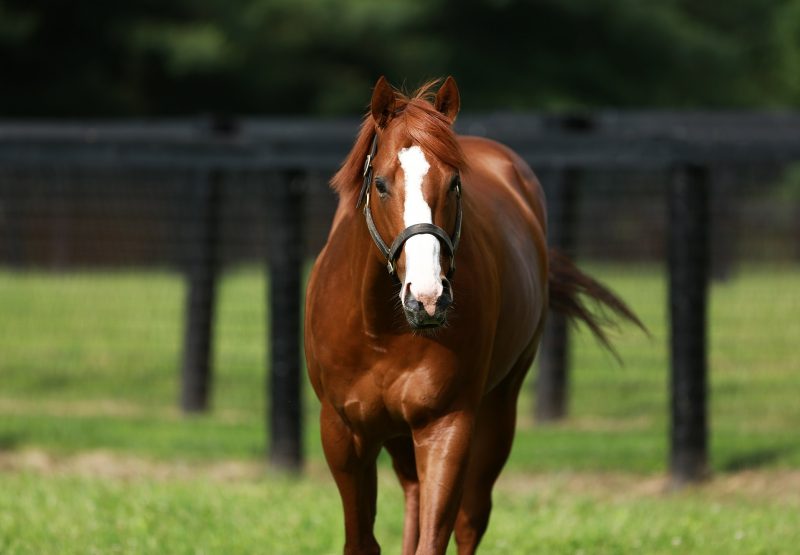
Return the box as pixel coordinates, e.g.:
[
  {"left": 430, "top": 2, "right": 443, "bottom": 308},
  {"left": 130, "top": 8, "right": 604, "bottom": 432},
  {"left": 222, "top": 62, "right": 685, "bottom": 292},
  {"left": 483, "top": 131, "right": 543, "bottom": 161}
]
[{"left": 2, "top": 0, "right": 800, "bottom": 116}]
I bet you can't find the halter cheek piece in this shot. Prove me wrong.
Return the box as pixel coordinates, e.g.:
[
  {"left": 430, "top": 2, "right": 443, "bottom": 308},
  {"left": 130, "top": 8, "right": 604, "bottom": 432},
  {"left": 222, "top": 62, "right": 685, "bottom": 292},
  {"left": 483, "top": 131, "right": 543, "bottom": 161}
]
[{"left": 356, "top": 132, "right": 463, "bottom": 279}]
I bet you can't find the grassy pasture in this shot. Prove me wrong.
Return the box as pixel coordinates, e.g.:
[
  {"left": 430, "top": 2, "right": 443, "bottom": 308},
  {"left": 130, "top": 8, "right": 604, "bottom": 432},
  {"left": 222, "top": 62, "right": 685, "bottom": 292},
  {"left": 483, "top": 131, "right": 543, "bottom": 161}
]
[
  {"left": 1, "top": 460, "right": 798, "bottom": 555},
  {"left": 0, "top": 264, "right": 798, "bottom": 553}
]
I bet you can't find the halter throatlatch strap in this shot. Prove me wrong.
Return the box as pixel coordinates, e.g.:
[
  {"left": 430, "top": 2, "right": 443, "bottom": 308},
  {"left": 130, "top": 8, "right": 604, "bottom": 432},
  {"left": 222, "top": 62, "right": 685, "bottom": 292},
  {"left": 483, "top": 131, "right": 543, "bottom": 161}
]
[{"left": 358, "top": 131, "right": 463, "bottom": 279}]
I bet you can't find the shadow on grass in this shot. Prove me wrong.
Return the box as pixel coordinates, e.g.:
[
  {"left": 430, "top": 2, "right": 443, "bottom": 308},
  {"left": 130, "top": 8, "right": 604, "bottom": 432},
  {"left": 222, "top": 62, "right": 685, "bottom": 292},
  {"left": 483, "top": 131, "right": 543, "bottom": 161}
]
[
  {"left": 721, "top": 447, "right": 795, "bottom": 472},
  {"left": 0, "top": 432, "right": 21, "bottom": 450}
]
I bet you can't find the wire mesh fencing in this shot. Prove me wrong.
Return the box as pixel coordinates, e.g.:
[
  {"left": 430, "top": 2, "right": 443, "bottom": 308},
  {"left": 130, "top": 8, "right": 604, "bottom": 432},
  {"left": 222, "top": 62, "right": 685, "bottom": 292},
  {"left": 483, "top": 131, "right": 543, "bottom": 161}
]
[{"left": 0, "top": 115, "right": 798, "bottom": 479}]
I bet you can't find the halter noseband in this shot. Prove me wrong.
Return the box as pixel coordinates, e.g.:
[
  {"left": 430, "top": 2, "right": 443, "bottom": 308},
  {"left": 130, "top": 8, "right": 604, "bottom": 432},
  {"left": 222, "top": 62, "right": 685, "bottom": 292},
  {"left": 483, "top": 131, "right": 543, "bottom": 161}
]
[{"left": 356, "top": 132, "right": 463, "bottom": 279}]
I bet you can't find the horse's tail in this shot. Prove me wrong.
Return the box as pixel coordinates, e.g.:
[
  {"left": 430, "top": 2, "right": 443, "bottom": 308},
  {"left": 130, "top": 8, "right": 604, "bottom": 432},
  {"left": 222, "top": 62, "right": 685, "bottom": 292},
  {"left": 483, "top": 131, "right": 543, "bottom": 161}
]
[{"left": 548, "top": 249, "right": 647, "bottom": 357}]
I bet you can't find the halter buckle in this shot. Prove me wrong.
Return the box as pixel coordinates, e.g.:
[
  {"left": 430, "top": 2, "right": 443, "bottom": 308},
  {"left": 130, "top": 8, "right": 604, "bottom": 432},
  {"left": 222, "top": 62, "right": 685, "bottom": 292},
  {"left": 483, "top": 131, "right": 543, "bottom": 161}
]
[
  {"left": 364, "top": 189, "right": 371, "bottom": 211},
  {"left": 362, "top": 154, "right": 372, "bottom": 177}
]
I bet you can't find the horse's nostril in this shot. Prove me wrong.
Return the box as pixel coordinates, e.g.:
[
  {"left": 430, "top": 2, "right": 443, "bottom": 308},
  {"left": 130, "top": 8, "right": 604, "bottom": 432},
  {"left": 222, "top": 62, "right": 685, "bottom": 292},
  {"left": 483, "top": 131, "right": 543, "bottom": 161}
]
[
  {"left": 404, "top": 283, "right": 424, "bottom": 312},
  {"left": 438, "top": 279, "right": 453, "bottom": 309},
  {"left": 441, "top": 278, "right": 452, "bottom": 296}
]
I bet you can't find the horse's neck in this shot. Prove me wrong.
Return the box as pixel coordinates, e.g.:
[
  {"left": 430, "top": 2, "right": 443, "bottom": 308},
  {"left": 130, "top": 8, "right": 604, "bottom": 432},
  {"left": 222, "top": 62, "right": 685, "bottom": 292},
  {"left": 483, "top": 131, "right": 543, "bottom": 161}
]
[{"left": 339, "top": 209, "right": 399, "bottom": 335}]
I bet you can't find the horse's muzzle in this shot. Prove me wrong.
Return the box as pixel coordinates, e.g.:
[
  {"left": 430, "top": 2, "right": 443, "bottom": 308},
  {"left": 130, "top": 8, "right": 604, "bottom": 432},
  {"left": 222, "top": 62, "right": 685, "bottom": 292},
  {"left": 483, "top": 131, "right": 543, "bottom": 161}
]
[{"left": 403, "top": 279, "right": 453, "bottom": 329}]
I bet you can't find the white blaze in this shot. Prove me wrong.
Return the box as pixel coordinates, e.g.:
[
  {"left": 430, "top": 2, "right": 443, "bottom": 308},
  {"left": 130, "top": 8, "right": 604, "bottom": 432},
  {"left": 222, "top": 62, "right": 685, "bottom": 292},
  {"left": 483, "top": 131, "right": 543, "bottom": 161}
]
[{"left": 398, "top": 146, "right": 442, "bottom": 315}]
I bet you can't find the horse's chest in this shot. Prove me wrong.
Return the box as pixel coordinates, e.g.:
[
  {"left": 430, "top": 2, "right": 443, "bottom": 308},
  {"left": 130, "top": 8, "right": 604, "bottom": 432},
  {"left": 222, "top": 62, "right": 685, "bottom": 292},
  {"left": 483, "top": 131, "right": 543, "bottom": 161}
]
[
  {"left": 318, "top": 345, "right": 463, "bottom": 434},
  {"left": 309, "top": 288, "right": 471, "bottom": 431}
]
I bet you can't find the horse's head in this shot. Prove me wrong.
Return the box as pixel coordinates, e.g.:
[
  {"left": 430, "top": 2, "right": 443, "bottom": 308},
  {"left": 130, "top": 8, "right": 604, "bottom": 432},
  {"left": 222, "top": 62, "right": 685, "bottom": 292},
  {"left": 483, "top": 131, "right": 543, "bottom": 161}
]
[{"left": 358, "top": 76, "right": 465, "bottom": 330}]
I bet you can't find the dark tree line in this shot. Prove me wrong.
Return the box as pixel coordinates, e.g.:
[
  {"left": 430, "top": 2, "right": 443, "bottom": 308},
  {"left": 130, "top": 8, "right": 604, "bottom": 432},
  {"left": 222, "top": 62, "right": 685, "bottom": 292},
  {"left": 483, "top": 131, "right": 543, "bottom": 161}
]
[{"left": 1, "top": 0, "right": 799, "bottom": 116}]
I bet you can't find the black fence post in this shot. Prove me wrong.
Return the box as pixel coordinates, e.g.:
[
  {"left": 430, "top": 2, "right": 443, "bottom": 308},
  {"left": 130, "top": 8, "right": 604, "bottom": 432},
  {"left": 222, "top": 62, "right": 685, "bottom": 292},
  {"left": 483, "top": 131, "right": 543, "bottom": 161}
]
[
  {"left": 668, "top": 164, "right": 710, "bottom": 485},
  {"left": 267, "top": 171, "right": 304, "bottom": 471},
  {"left": 180, "top": 169, "right": 222, "bottom": 413},
  {"left": 536, "top": 166, "right": 580, "bottom": 423}
]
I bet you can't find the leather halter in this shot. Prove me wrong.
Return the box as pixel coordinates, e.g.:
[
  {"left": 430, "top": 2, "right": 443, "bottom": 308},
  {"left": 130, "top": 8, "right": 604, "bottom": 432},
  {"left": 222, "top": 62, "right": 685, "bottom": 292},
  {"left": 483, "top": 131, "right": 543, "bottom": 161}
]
[{"left": 356, "top": 132, "right": 463, "bottom": 279}]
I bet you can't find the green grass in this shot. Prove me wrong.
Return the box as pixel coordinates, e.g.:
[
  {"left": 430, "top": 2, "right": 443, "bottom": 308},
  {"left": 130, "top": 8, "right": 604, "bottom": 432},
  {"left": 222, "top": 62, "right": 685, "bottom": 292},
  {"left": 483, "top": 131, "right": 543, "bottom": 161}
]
[
  {"left": 0, "top": 469, "right": 347, "bottom": 555},
  {"left": 0, "top": 466, "right": 797, "bottom": 554},
  {"left": 0, "top": 269, "right": 265, "bottom": 411},
  {"left": 1, "top": 264, "right": 799, "bottom": 553},
  {"left": 1, "top": 265, "right": 799, "bottom": 470}
]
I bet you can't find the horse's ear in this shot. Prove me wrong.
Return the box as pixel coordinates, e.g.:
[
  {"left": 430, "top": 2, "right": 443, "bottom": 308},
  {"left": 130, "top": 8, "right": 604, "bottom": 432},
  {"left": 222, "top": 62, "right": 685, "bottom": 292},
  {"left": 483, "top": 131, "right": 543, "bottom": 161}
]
[
  {"left": 371, "top": 76, "right": 396, "bottom": 128},
  {"left": 435, "top": 76, "right": 460, "bottom": 122}
]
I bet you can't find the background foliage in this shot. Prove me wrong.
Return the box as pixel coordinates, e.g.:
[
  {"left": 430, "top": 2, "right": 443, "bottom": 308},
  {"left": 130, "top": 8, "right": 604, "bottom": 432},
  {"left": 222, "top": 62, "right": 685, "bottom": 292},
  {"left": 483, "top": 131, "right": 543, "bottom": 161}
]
[{"left": 2, "top": 0, "right": 800, "bottom": 116}]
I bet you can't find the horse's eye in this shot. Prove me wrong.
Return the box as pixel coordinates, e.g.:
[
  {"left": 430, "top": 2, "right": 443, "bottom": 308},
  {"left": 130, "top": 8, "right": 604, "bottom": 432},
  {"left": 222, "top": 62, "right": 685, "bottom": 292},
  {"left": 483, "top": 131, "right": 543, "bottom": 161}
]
[
  {"left": 449, "top": 175, "right": 461, "bottom": 193},
  {"left": 375, "top": 177, "right": 389, "bottom": 197}
]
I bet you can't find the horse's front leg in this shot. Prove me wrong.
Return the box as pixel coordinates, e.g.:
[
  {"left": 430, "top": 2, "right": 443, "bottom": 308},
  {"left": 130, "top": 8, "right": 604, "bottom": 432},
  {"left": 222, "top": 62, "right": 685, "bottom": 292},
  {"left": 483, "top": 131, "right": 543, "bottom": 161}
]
[
  {"left": 385, "top": 437, "right": 421, "bottom": 555},
  {"left": 320, "top": 402, "right": 382, "bottom": 555},
  {"left": 412, "top": 411, "right": 474, "bottom": 555}
]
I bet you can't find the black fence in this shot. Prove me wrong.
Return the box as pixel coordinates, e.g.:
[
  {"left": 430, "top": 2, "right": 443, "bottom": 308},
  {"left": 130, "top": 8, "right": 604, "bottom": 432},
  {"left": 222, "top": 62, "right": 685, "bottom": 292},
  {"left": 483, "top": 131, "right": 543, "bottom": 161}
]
[{"left": 2, "top": 113, "right": 799, "bottom": 482}]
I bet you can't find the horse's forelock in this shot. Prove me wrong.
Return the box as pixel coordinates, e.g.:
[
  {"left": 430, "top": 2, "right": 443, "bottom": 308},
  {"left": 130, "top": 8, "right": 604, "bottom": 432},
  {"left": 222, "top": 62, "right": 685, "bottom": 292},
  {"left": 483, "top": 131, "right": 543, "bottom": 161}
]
[{"left": 401, "top": 99, "right": 465, "bottom": 173}]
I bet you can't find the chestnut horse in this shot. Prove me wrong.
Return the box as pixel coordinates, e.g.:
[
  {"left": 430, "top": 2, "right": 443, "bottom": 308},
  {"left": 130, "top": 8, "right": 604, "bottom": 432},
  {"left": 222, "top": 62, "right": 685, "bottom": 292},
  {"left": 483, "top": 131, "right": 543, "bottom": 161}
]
[{"left": 304, "top": 76, "right": 641, "bottom": 555}]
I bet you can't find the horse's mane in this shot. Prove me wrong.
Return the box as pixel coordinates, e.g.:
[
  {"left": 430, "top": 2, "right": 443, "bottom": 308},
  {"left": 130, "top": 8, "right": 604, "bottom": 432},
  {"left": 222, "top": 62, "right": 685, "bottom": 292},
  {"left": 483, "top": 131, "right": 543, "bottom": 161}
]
[{"left": 331, "top": 80, "right": 466, "bottom": 207}]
